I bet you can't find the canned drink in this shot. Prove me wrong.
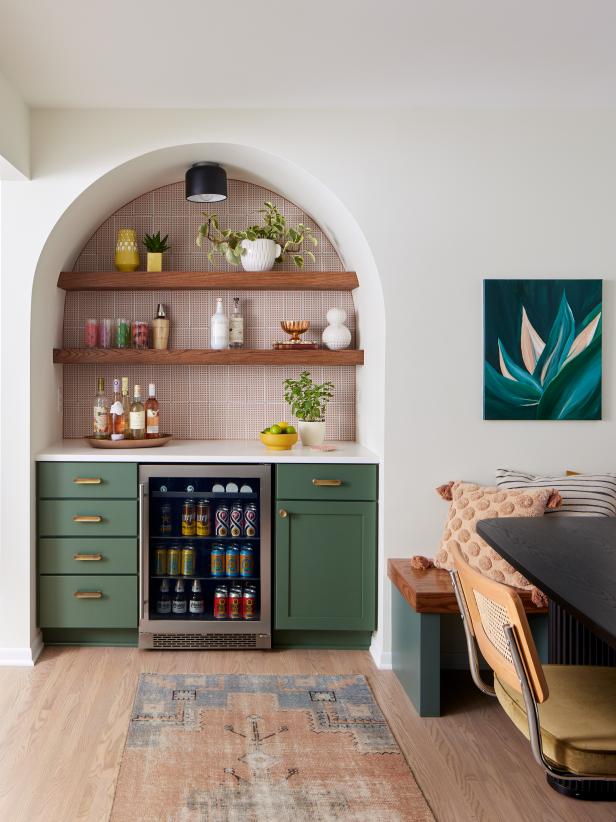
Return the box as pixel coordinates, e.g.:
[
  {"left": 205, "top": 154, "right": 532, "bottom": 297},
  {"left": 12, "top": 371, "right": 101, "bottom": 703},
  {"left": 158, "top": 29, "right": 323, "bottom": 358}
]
[
  {"left": 210, "top": 544, "right": 224, "bottom": 577},
  {"left": 230, "top": 502, "right": 243, "bottom": 537},
  {"left": 196, "top": 500, "right": 212, "bottom": 536},
  {"left": 243, "top": 503, "right": 258, "bottom": 537},
  {"left": 167, "top": 546, "right": 180, "bottom": 576},
  {"left": 160, "top": 503, "right": 172, "bottom": 535},
  {"left": 228, "top": 586, "right": 242, "bottom": 619},
  {"left": 214, "top": 585, "right": 228, "bottom": 619},
  {"left": 182, "top": 499, "right": 196, "bottom": 536},
  {"left": 215, "top": 504, "right": 230, "bottom": 537},
  {"left": 181, "top": 545, "right": 195, "bottom": 576},
  {"left": 242, "top": 585, "right": 257, "bottom": 620},
  {"left": 154, "top": 546, "right": 167, "bottom": 576},
  {"left": 225, "top": 544, "right": 240, "bottom": 577},
  {"left": 240, "top": 544, "right": 254, "bottom": 578}
]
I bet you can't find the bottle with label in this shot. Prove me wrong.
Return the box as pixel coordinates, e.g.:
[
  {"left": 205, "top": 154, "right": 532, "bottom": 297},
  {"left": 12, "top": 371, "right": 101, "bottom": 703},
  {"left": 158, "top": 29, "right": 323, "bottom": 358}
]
[
  {"left": 210, "top": 297, "right": 229, "bottom": 350},
  {"left": 229, "top": 297, "right": 244, "bottom": 348},
  {"left": 121, "top": 377, "right": 131, "bottom": 439},
  {"left": 110, "top": 378, "right": 125, "bottom": 440},
  {"left": 189, "top": 580, "right": 205, "bottom": 615},
  {"left": 172, "top": 580, "right": 187, "bottom": 615},
  {"left": 145, "top": 383, "right": 160, "bottom": 438},
  {"left": 156, "top": 579, "right": 171, "bottom": 614},
  {"left": 129, "top": 384, "right": 146, "bottom": 439},
  {"left": 92, "top": 377, "right": 110, "bottom": 439}
]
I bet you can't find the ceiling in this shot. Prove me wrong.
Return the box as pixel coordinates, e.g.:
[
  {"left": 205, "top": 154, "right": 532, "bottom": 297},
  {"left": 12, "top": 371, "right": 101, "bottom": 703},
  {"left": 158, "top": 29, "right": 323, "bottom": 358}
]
[{"left": 1, "top": 0, "right": 616, "bottom": 108}]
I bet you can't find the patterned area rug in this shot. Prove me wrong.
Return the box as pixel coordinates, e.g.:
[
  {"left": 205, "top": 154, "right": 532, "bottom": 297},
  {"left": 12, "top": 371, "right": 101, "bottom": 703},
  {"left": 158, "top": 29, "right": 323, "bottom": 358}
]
[{"left": 111, "top": 674, "right": 433, "bottom": 821}]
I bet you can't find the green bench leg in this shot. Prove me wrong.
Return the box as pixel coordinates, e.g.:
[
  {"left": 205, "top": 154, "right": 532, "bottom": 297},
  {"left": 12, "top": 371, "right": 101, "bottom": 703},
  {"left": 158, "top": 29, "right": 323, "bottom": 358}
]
[{"left": 392, "top": 586, "right": 441, "bottom": 717}]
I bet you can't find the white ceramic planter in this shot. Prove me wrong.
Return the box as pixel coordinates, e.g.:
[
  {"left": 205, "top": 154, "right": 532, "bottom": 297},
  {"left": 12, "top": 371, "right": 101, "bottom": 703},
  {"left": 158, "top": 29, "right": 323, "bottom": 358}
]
[
  {"left": 298, "top": 420, "right": 326, "bottom": 447},
  {"left": 240, "top": 238, "right": 282, "bottom": 272}
]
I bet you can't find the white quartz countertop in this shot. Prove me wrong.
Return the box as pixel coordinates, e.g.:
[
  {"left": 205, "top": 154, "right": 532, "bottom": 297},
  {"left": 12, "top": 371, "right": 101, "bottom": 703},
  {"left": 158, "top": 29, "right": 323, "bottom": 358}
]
[{"left": 36, "top": 440, "right": 380, "bottom": 464}]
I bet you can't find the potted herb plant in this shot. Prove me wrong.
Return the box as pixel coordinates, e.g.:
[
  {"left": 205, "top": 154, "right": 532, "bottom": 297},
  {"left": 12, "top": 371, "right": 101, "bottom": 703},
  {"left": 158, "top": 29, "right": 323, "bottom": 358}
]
[
  {"left": 196, "top": 202, "right": 318, "bottom": 271},
  {"left": 143, "top": 232, "right": 170, "bottom": 272},
  {"left": 283, "top": 370, "right": 334, "bottom": 446}
]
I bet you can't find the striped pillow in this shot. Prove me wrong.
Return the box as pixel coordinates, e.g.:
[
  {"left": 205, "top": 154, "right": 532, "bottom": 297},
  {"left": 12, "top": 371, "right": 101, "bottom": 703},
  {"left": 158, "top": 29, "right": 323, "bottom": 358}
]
[{"left": 496, "top": 469, "right": 616, "bottom": 517}]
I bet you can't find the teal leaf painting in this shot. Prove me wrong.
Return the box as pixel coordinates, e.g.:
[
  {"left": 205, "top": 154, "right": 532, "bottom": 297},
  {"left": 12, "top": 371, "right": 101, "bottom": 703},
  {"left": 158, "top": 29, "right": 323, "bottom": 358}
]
[{"left": 484, "top": 280, "right": 602, "bottom": 420}]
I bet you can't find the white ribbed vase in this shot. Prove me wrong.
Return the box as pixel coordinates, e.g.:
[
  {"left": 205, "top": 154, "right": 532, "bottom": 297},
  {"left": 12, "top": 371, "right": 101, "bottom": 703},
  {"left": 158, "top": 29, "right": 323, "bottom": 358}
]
[{"left": 240, "top": 239, "right": 282, "bottom": 271}]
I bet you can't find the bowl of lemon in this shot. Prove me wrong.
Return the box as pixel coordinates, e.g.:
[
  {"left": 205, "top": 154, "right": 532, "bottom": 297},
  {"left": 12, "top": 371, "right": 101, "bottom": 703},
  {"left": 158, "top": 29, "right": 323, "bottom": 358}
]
[{"left": 260, "top": 421, "right": 298, "bottom": 450}]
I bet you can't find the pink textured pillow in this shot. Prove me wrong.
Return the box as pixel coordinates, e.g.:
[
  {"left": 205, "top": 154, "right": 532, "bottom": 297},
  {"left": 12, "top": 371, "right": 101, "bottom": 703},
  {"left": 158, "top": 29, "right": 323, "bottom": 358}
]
[{"left": 434, "top": 480, "right": 560, "bottom": 591}]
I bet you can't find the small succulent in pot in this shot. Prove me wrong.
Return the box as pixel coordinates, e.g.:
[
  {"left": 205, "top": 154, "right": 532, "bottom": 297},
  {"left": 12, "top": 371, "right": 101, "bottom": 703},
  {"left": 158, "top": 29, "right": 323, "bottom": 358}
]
[
  {"left": 143, "top": 232, "right": 170, "bottom": 273},
  {"left": 283, "top": 370, "right": 334, "bottom": 446},
  {"left": 196, "top": 202, "right": 318, "bottom": 270}
]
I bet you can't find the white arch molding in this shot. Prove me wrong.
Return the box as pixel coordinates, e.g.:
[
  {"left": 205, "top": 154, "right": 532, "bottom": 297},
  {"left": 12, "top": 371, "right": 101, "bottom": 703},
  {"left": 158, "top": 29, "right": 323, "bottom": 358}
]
[{"left": 27, "top": 142, "right": 387, "bottom": 662}]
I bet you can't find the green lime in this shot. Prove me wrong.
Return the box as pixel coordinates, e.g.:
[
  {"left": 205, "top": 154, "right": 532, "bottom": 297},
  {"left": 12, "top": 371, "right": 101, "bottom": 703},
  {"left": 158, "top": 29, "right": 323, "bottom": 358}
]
[
  {"left": 286, "top": 425, "right": 296, "bottom": 434},
  {"left": 270, "top": 425, "right": 282, "bottom": 434},
  {"left": 261, "top": 427, "right": 270, "bottom": 434}
]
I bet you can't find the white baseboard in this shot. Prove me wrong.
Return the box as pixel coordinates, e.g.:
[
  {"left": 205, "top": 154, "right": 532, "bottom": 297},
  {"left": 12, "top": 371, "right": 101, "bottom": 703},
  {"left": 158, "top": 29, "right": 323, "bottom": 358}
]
[
  {"left": 369, "top": 638, "right": 392, "bottom": 670},
  {"left": 0, "top": 633, "right": 44, "bottom": 666}
]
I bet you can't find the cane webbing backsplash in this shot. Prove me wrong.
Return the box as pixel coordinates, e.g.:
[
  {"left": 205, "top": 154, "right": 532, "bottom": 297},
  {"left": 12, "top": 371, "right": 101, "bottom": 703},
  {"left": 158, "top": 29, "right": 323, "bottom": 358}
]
[{"left": 63, "top": 179, "right": 356, "bottom": 440}]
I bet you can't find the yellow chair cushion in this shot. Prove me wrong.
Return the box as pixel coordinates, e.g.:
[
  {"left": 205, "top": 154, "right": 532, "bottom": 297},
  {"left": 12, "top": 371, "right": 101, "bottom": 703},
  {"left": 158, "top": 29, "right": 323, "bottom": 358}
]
[{"left": 495, "top": 665, "right": 616, "bottom": 776}]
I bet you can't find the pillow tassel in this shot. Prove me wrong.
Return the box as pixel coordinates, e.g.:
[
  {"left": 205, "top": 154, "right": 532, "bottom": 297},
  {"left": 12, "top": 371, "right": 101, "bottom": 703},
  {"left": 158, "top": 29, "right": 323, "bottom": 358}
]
[
  {"left": 410, "top": 555, "right": 434, "bottom": 570},
  {"left": 546, "top": 490, "right": 562, "bottom": 510},
  {"left": 530, "top": 587, "right": 548, "bottom": 608},
  {"left": 436, "top": 481, "right": 454, "bottom": 501}
]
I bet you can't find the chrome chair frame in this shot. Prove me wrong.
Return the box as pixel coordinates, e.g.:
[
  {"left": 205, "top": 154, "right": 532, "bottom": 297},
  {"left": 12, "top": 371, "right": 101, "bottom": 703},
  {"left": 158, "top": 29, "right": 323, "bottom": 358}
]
[{"left": 449, "top": 569, "right": 616, "bottom": 784}]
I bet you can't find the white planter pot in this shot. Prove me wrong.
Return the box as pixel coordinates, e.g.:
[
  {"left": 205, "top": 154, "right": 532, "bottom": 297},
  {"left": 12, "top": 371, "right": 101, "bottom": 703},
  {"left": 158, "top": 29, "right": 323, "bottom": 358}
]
[
  {"left": 240, "top": 238, "right": 282, "bottom": 272},
  {"left": 298, "top": 420, "right": 326, "bottom": 447}
]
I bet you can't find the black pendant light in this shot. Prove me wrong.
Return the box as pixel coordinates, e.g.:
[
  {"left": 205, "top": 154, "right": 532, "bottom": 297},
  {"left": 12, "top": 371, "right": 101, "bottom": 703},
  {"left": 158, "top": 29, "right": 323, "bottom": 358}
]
[{"left": 185, "top": 162, "right": 228, "bottom": 203}]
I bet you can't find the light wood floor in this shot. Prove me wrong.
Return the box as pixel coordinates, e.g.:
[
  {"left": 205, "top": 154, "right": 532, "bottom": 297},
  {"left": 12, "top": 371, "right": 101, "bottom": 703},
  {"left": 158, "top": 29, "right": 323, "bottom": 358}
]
[{"left": 0, "top": 648, "right": 613, "bottom": 822}]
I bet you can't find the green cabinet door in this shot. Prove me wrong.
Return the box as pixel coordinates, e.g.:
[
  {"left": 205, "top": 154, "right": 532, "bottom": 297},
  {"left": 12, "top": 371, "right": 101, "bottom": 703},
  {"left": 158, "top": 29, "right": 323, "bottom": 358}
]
[{"left": 275, "top": 500, "right": 376, "bottom": 631}]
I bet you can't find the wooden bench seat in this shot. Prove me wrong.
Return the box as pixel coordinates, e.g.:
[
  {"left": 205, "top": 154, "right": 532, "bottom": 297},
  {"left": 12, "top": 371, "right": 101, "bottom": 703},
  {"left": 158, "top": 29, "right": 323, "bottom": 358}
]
[{"left": 388, "top": 558, "right": 548, "bottom": 717}]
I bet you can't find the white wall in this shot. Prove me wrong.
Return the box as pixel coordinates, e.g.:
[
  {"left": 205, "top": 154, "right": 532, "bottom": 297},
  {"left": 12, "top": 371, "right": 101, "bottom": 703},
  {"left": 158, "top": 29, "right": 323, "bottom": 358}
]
[
  {"left": 2, "top": 107, "right": 616, "bottom": 664},
  {"left": 0, "top": 70, "right": 29, "bottom": 179}
]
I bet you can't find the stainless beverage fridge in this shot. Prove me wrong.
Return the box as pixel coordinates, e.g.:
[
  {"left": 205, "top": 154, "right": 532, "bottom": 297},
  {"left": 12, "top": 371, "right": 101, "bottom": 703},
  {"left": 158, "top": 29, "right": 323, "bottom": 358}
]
[{"left": 138, "top": 465, "right": 271, "bottom": 649}]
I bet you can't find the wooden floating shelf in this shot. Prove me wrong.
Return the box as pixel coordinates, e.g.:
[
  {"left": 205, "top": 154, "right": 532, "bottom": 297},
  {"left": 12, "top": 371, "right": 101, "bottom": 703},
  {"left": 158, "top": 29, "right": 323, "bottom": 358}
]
[
  {"left": 57, "top": 271, "right": 359, "bottom": 292},
  {"left": 53, "top": 348, "right": 365, "bottom": 366}
]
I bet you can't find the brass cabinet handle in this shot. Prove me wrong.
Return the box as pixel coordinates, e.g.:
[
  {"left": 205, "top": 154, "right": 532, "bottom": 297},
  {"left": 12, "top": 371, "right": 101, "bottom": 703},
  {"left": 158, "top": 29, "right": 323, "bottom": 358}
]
[
  {"left": 73, "top": 553, "right": 103, "bottom": 561},
  {"left": 74, "top": 591, "right": 103, "bottom": 599},
  {"left": 73, "top": 477, "right": 102, "bottom": 485},
  {"left": 279, "top": 509, "right": 288, "bottom": 518},
  {"left": 312, "top": 479, "right": 342, "bottom": 487},
  {"left": 72, "top": 515, "right": 103, "bottom": 523}
]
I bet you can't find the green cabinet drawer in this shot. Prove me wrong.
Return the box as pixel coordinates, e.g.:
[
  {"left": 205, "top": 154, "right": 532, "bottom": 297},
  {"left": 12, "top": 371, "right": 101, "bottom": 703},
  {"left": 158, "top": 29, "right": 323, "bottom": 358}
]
[
  {"left": 276, "top": 464, "right": 377, "bottom": 501},
  {"left": 38, "top": 462, "right": 137, "bottom": 499},
  {"left": 38, "top": 500, "right": 137, "bottom": 537},
  {"left": 275, "top": 500, "right": 376, "bottom": 631},
  {"left": 39, "top": 537, "right": 137, "bottom": 575},
  {"left": 39, "top": 575, "right": 137, "bottom": 628}
]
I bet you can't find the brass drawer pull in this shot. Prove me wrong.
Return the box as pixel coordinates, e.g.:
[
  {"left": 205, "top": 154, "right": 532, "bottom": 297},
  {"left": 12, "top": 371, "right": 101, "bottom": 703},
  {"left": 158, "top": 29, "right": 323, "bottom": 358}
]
[
  {"left": 312, "top": 479, "right": 343, "bottom": 487},
  {"left": 279, "top": 509, "right": 288, "bottom": 518},
  {"left": 73, "top": 553, "right": 103, "bottom": 561},
  {"left": 74, "top": 591, "right": 103, "bottom": 599},
  {"left": 73, "top": 477, "right": 102, "bottom": 485},
  {"left": 72, "top": 515, "right": 103, "bottom": 523}
]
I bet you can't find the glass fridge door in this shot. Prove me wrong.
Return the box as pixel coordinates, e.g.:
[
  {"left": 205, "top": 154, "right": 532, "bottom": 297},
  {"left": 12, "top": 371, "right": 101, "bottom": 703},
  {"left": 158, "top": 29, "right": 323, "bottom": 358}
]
[{"left": 139, "top": 465, "right": 271, "bottom": 648}]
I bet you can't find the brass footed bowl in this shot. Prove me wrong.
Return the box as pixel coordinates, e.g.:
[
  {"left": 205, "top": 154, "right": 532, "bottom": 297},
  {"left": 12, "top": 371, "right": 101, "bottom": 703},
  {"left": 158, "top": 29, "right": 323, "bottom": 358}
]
[{"left": 281, "top": 320, "right": 310, "bottom": 343}]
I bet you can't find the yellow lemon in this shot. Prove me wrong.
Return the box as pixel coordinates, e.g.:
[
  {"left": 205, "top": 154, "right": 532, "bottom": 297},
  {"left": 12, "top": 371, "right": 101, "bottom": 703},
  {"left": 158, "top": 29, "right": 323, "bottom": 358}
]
[{"left": 276, "top": 421, "right": 289, "bottom": 431}]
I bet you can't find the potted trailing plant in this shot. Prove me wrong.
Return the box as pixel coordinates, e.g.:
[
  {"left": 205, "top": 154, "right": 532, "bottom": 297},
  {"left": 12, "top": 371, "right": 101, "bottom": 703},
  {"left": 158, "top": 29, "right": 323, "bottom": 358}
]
[
  {"left": 283, "top": 370, "right": 334, "bottom": 446},
  {"left": 196, "top": 201, "right": 318, "bottom": 271},
  {"left": 143, "top": 232, "right": 170, "bottom": 272}
]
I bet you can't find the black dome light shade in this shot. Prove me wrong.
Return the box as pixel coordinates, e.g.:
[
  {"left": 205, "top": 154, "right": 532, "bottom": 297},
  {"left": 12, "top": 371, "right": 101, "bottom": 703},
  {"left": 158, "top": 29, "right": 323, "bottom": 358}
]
[{"left": 185, "top": 162, "right": 228, "bottom": 203}]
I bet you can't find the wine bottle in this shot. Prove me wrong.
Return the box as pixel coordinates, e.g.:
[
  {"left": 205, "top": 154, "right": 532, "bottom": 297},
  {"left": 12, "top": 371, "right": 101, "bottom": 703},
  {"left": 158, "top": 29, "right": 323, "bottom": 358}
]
[
  {"left": 211, "top": 297, "right": 229, "bottom": 350},
  {"left": 145, "top": 383, "right": 160, "bottom": 438},
  {"left": 110, "top": 378, "right": 125, "bottom": 440},
  {"left": 92, "top": 377, "right": 110, "bottom": 439},
  {"left": 229, "top": 297, "right": 244, "bottom": 348},
  {"left": 121, "top": 377, "right": 131, "bottom": 439},
  {"left": 129, "top": 384, "right": 146, "bottom": 439}
]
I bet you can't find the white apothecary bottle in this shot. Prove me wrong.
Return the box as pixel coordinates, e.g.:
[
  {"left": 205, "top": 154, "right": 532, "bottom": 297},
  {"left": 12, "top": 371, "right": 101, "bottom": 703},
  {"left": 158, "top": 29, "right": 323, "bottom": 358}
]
[{"left": 211, "top": 297, "right": 229, "bottom": 350}]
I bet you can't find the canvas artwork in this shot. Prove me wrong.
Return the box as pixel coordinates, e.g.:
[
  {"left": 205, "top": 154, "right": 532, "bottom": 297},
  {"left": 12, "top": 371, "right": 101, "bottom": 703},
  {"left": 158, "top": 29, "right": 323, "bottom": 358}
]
[{"left": 484, "top": 279, "right": 602, "bottom": 420}]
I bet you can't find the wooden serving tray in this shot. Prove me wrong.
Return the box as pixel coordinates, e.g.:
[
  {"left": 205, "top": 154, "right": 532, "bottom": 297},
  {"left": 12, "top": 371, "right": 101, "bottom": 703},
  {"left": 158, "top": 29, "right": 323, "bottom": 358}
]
[{"left": 85, "top": 434, "right": 172, "bottom": 449}]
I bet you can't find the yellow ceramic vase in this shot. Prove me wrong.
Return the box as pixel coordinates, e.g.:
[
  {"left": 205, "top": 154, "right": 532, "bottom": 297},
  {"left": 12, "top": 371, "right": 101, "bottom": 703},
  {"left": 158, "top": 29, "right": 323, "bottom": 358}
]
[{"left": 114, "top": 228, "right": 140, "bottom": 272}]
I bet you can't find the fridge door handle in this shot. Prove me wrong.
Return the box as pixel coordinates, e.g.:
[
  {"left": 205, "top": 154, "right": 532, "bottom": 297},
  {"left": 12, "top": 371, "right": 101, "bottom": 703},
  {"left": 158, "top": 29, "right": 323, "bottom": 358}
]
[{"left": 139, "top": 482, "right": 146, "bottom": 620}]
